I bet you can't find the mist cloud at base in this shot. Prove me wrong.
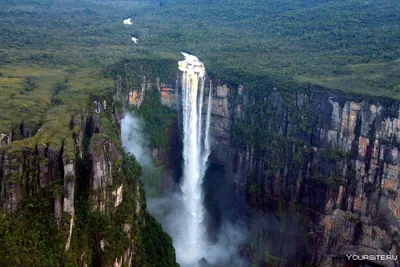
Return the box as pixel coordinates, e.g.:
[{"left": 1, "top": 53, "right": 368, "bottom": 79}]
[
  {"left": 121, "top": 111, "right": 153, "bottom": 169},
  {"left": 147, "top": 188, "right": 249, "bottom": 266},
  {"left": 121, "top": 111, "right": 248, "bottom": 266}
]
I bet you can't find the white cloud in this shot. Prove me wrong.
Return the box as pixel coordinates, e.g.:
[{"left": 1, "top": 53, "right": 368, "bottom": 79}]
[
  {"left": 123, "top": 18, "right": 132, "bottom": 25},
  {"left": 131, "top": 37, "right": 139, "bottom": 43}
]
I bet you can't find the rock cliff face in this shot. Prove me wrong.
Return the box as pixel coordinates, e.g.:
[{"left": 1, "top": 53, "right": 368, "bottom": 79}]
[
  {"left": 206, "top": 82, "right": 400, "bottom": 266},
  {"left": 0, "top": 119, "right": 81, "bottom": 256},
  {"left": 104, "top": 59, "right": 400, "bottom": 266},
  {"left": 0, "top": 67, "right": 177, "bottom": 266}
]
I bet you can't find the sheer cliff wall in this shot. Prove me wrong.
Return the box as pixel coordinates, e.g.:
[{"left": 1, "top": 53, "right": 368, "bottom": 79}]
[{"left": 207, "top": 82, "right": 400, "bottom": 266}]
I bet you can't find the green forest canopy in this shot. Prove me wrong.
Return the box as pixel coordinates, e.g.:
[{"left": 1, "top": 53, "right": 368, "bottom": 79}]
[{"left": 1, "top": 0, "right": 400, "bottom": 99}]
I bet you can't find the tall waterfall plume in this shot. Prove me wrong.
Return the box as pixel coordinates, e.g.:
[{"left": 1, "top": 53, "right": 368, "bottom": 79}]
[
  {"left": 177, "top": 52, "right": 213, "bottom": 265},
  {"left": 204, "top": 81, "right": 213, "bottom": 165}
]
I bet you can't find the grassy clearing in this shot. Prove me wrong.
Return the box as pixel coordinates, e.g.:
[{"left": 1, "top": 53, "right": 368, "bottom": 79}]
[
  {"left": 0, "top": 65, "right": 63, "bottom": 134},
  {"left": 0, "top": 63, "right": 113, "bottom": 160},
  {"left": 296, "top": 60, "right": 400, "bottom": 100}
]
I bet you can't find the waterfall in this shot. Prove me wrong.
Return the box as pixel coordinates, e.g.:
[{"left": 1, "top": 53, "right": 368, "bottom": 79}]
[
  {"left": 204, "top": 81, "right": 213, "bottom": 162},
  {"left": 120, "top": 54, "right": 247, "bottom": 267},
  {"left": 177, "top": 52, "right": 212, "bottom": 265}
]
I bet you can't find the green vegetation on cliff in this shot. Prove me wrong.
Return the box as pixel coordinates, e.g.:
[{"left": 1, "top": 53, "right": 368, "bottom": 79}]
[
  {"left": 139, "top": 86, "right": 176, "bottom": 150},
  {"left": 0, "top": 148, "right": 177, "bottom": 266},
  {"left": 104, "top": 57, "right": 177, "bottom": 197},
  {"left": 0, "top": 190, "right": 65, "bottom": 266}
]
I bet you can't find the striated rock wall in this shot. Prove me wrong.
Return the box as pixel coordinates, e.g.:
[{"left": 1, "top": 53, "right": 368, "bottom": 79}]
[
  {"left": 208, "top": 83, "right": 231, "bottom": 161},
  {"left": 205, "top": 81, "right": 400, "bottom": 266}
]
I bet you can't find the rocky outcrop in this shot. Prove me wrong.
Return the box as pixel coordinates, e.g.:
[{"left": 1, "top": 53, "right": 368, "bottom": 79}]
[
  {"left": 89, "top": 131, "right": 123, "bottom": 213},
  {"left": 0, "top": 68, "right": 177, "bottom": 266},
  {"left": 208, "top": 83, "right": 231, "bottom": 165}
]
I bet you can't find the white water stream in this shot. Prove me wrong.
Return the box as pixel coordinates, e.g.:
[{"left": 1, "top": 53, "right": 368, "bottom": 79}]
[{"left": 176, "top": 52, "right": 213, "bottom": 265}]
